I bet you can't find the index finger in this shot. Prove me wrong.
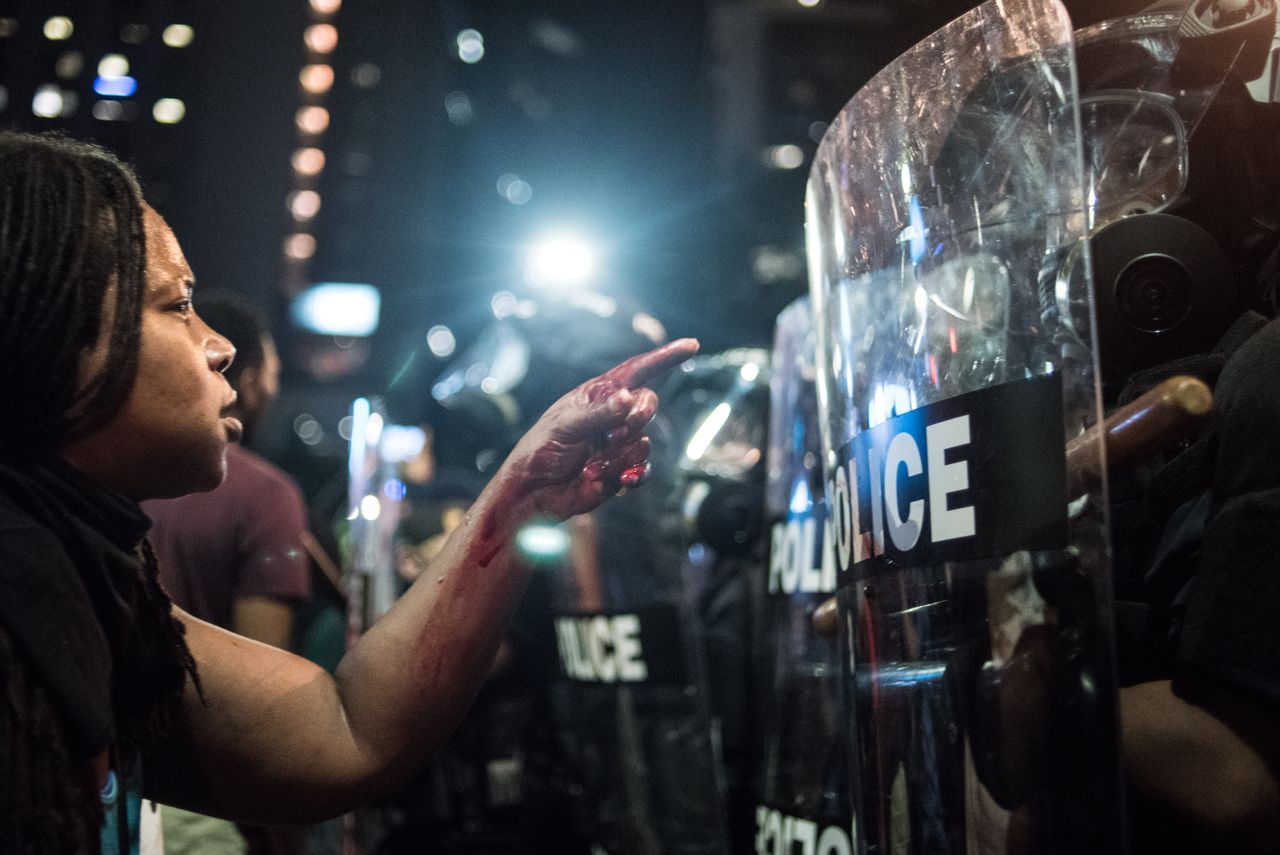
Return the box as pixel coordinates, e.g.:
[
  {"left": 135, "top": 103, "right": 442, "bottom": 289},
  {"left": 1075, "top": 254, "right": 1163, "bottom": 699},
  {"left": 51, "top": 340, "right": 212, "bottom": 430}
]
[{"left": 604, "top": 338, "right": 700, "bottom": 389}]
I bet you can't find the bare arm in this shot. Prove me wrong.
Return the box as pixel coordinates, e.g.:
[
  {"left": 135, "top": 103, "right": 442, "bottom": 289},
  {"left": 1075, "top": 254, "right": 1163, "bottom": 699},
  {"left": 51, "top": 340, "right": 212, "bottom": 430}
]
[
  {"left": 1121, "top": 679, "right": 1280, "bottom": 853},
  {"left": 231, "top": 595, "right": 294, "bottom": 651},
  {"left": 144, "top": 339, "right": 699, "bottom": 824}
]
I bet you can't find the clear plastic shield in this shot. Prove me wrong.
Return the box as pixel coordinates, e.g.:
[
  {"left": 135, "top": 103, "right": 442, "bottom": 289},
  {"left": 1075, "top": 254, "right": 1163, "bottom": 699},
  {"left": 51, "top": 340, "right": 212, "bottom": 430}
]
[
  {"left": 805, "top": 1, "right": 1122, "bottom": 852},
  {"left": 754, "top": 297, "right": 854, "bottom": 854}
]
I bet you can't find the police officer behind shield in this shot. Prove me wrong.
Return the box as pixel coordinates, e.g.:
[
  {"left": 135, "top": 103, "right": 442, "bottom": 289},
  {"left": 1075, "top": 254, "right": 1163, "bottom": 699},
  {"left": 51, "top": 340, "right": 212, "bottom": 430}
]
[{"left": 1015, "top": 0, "right": 1280, "bottom": 850}]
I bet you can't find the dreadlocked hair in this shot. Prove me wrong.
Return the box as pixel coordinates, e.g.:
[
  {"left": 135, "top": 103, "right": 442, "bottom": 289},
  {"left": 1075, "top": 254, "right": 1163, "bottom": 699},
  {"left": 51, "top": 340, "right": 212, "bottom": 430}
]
[
  {"left": 122, "top": 538, "right": 205, "bottom": 755},
  {"left": 0, "top": 132, "right": 199, "bottom": 852},
  {"left": 0, "top": 131, "right": 146, "bottom": 454},
  {"left": 0, "top": 626, "right": 103, "bottom": 853}
]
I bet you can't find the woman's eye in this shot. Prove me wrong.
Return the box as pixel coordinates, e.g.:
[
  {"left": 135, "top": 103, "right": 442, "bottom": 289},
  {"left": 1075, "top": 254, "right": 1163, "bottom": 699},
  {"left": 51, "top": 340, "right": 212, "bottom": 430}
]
[{"left": 173, "top": 299, "right": 194, "bottom": 317}]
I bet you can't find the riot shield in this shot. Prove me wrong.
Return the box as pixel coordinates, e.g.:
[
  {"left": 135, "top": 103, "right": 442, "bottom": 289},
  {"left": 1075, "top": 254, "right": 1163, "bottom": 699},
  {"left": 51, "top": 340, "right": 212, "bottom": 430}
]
[
  {"left": 753, "top": 297, "right": 854, "bottom": 855},
  {"left": 538, "top": 352, "right": 767, "bottom": 855},
  {"left": 805, "top": 1, "right": 1122, "bottom": 852}
]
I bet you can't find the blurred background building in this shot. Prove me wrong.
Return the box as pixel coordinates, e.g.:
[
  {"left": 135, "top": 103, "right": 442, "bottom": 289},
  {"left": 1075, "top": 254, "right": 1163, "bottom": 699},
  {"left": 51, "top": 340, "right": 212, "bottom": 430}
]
[{"left": 0, "top": 0, "right": 973, "bottom": 487}]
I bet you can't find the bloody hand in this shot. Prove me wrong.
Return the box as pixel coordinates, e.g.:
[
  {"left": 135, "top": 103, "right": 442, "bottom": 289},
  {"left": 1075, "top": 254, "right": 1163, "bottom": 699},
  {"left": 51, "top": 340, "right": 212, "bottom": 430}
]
[{"left": 499, "top": 338, "right": 699, "bottom": 520}]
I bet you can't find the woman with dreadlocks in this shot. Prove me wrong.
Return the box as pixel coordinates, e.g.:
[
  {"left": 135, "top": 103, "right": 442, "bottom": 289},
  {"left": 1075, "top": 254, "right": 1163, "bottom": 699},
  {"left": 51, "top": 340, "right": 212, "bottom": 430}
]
[{"left": 0, "top": 130, "right": 697, "bottom": 853}]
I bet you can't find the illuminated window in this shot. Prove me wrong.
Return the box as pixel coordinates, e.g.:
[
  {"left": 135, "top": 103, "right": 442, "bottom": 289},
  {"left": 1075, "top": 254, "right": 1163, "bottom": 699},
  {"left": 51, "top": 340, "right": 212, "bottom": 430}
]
[
  {"left": 289, "top": 190, "right": 322, "bottom": 221},
  {"left": 162, "top": 24, "right": 194, "bottom": 48},
  {"left": 43, "top": 17, "right": 73, "bottom": 41},
  {"left": 292, "top": 147, "right": 326, "bottom": 176},
  {"left": 296, "top": 106, "right": 330, "bottom": 135},
  {"left": 305, "top": 24, "right": 338, "bottom": 54},
  {"left": 98, "top": 54, "right": 129, "bottom": 78},
  {"left": 153, "top": 98, "right": 186, "bottom": 124},
  {"left": 292, "top": 283, "right": 381, "bottom": 336},
  {"left": 32, "top": 85, "right": 64, "bottom": 118},
  {"left": 300, "top": 64, "right": 334, "bottom": 94},
  {"left": 284, "top": 233, "right": 317, "bottom": 259}
]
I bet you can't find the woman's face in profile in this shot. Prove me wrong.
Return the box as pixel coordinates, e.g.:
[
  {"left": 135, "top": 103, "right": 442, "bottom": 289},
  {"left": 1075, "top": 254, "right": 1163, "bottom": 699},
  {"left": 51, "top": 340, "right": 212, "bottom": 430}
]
[{"left": 63, "top": 205, "right": 240, "bottom": 500}]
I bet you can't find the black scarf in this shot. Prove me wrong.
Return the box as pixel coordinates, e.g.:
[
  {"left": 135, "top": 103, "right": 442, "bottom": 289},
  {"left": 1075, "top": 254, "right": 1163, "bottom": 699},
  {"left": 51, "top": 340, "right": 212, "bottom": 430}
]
[{"left": 0, "top": 456, "right": 197, "bottom": 761}]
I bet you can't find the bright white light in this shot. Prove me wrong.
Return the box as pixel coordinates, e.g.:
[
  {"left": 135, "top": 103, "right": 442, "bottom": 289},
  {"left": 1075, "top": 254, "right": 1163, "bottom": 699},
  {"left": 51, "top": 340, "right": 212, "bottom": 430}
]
[
  {"left": 152, "top": 98, "right": 185, "bottom": 124},
  {"left": 379, "top": 426, "right": 426, "bottom": 463},
  {"left": 798, "top": 0, "right": 821, "bottom": 6},
  {"left": 291, "top": 282, "right": 382, "bottom": 336},
  {"left": 456, "top": 29, "right": 484, "bottom": 63},
  {"left": 526, "top": 234, "right": 595, "bottom": 289},
  {"left": 768, "top": 144, "right": 804, "bottom": 170},
  {"left": 98, "top": 54, "right": 129, "bottom": 78},
  {"left": 517, "top": 523, "right": 570, "bottom": 558},
  {"left": 289, "top": 190, "right": 322, "bottom": 221},
  {"left": 300, "top": 64, "right": 334, "bottom": 94},
  {"left": 310, "top": 0, "right": 342, "bottom": 15},
  {"left": 43, "top": 17, "right": 73, "bottom": 40},
  {"left": 427, "top": 325, "right": 456, "bottom": 358},
  {"left": 365, "top": 412, "right": 384, "bottom": 446},
  {"left": 305, "top": 23, "right": 338, "bottom": 54},
  {"left": 360, "top": 494, "right": 381, "bottom": 521},
  {"left": 162, "top": 24, "right": 194, "bottom": 48},
  {"left": 685, "top": 403, "right": 732, "bottom": 461},
  {"left": 292, "top": 147, "right": 326, "bottom": 176},
  {"left": 32, "top": 85, "right": 64, "bottom": 118},
  {"left": 740, "top": 362, "right": 760, "bottom": 382},
  {"left": 789, "top": 479, "right": 812, "bottom": 515}
]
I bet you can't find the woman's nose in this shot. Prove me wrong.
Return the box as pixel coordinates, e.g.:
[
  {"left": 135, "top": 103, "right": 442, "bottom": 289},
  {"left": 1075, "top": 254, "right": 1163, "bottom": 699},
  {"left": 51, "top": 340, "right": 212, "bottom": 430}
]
[{"left": 206, "top": 333, "right": 236, "bottom": 374}]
